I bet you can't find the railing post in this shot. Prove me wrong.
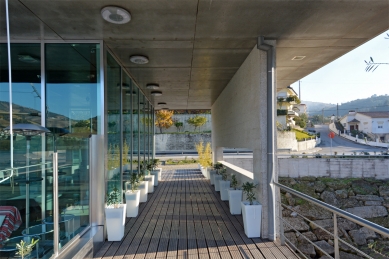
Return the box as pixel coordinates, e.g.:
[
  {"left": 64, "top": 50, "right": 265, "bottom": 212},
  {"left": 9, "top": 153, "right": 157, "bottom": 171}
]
[
  {"left": 53, "top": 152, "right": 59, "bottom": 257},
  {"left": 279, "top": 186, "right": 285, "bottom": 245},
  {"left": 333, "top": 213, "right": 339, "bottom": 259}
]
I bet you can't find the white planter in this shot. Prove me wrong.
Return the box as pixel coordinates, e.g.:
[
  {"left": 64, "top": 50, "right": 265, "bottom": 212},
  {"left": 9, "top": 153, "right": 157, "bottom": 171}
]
[
  {"left": 105, "top": 204, "right": 126, "bottom": 241},
  {"left": 210, "top": 170, "right": 216, "bottom": 185},
  {"left": 150, "top": 170, "right": 159, "bottom": 186},
  {"left": 228, "top": 189, "right": 243, "bottom": 215},
  {"left": 139, "top": 181, "right": 148, "bottom": 202},
  {"left": 125, "top": 190, "right": 140, "bottom": 217},
  {"left": 144, "top": 175, "right": 154, "bottom": 193},
  {"left": 157, "top": 168, "right": 162, "bottom": 181},
  {"left": 205, "top": 168, "right": 210, "bottom": 179},
  {"left": 214, "top": 175, "right": 222, "bottom": 191},
  {"left": 219, "top": 180, "right": 231, "bottom": 201},
  {"left": 241, "top": 201, "right": 262, "bottom": 238},
  {"left": 198, "top": 163, "right": 202, "bottom": 170}
]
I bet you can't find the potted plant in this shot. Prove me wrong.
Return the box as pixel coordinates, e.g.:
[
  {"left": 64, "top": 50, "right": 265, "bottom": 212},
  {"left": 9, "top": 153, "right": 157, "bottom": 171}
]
[
  {"left": 214, "top": 165, "right": 224, "bottom": 192},
  {"left": 143, "top": 168, "right": 155, "bottom": 193},
  {"left": 138, "top": 171, "right": 148, "bottom": 202},
  {"left": 241, "top": 182, "right": 262, "bottom": 238},
  {"left": 15, "top": 237, "right": 39, "bottom": 259},
  {"left": 125, "top": 173, "right": 140, "bottom": 217},
  {"left": 105, "top": 187, "right": 126, "bottom": 241},
  {"left": 219, "top": 168, "right": 231, "bottom": 201},
  {"left": 211, "top": 162, "right": 223, "bottom": 185},
  {"left": 148, "top": 160, "right": 159, "bottom": 186},
  {"left": 228, "top": 174, "right": 243, "bottom": 214},
  {"left": 152, "top": 159, "right": 162, "bottom": 181}
]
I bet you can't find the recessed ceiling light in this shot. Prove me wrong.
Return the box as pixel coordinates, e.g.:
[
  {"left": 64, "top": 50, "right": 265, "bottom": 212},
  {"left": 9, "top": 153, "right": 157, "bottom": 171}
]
[
  {"left": 101, "top": 6, "right": 131, "bottom": 24},
  {"left": 117, "top": 83, "right": 130, "bottom": 89},
  {"left": 151, "top": 91, "right": 162, "bottom": 96},
  {"left": 157, "top": 102, "right": 167, "bottom": 106},
  {"left": 291, "top": 56, "right": 306, "bottom": 60},
  {"left": 125, "top": 90, "right": 137, "bottom": 96},
  {"left": 130, "top": 55, "right": 149, "bottom": 64},
  {"left": 18, "top": 54, "right": 40, "bottom": 63},
  {"left": 146, "top": 83, "right": 159, "bottom": 90}
]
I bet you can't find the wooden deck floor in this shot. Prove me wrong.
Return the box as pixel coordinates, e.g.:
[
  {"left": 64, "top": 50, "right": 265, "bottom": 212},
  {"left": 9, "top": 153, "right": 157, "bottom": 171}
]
[{"left": 94, "top": 168, "right": 299, "bottom": 259}]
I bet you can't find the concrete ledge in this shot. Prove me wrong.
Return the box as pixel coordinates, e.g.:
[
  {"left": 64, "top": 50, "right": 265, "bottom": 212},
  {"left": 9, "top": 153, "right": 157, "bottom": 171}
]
[{"left": 218, "top": 160, "right": 254, "bottom": 180}]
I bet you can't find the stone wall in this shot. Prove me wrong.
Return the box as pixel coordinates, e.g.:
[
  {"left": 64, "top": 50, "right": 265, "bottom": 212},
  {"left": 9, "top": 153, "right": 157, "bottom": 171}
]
[
  {"left": 155, "top": 133, "right": 211, "bottom": 152},
  {"left": 279, "top": 176, "right": 389, "bottom": 258}
]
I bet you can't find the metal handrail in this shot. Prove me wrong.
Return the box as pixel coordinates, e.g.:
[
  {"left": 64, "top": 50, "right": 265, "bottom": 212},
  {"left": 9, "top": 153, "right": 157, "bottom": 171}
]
[
  {"left": 0, "top": 162, "right": 53, "bottom": 183},
  {"left": 275, "top": 182, "right": 389, "bottom": 238}
]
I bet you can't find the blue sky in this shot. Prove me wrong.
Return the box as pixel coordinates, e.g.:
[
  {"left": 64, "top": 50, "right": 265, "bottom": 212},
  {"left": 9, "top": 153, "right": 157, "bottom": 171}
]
[{"left": 290, "top": 31, "right": 389, "bottom": 105}]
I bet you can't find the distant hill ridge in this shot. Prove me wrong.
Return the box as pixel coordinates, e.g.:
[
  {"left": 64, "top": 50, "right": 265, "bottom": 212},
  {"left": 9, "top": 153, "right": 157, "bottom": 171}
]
[{"left": 304, "top": 94, "right": 389, "bottom": 117}]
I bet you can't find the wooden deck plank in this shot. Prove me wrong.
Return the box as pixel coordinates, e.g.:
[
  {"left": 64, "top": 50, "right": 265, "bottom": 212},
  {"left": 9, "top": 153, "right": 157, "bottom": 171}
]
[{"left": 94, "top": 168, "right": 298, "bottom": 259}]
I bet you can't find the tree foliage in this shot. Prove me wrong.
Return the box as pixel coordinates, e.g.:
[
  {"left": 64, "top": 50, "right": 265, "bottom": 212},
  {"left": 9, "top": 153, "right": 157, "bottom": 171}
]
[
  {"left": 155, "top": 110, "right": 174, "bottom": 133},
  {"left": 140, "top": 117, "right": 153, "bottom": 127},
  {"left": 173, "top": 119, "right": 184, "bottom": 132},
  {"left": 293, "top": 113, "right": 308, "bottom": 128},
  {"left": 187, "top": 115, "right": 207, "bottom": 132}
]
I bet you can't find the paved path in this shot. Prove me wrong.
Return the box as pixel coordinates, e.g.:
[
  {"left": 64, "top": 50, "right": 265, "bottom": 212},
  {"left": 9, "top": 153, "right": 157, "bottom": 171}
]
[{"left": 94, "top": 167, "right": 298, "bottom": 259}]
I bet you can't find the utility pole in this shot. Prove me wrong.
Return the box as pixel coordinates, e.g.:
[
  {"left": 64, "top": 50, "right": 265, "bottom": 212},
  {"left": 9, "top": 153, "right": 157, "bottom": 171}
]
[
  {"left": 322, "top": 108, "right": 324, "bottom": 124},
  {"left": 299, "top": 80, "right": 301, "bottom": 101}
]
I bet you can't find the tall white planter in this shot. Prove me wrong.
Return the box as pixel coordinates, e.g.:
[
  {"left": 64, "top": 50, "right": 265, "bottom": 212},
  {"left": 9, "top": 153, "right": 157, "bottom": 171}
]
[
  {"left": 241, "top": 201, "right": 262, "bottom": 238},
  {"left": 214, "top": 175, "right": 222, "bottom": 191},
  {"left": 210, "top": 170, "right": 216, "bottom": 185},
  {"left": 125, "top": 190, "right": 140, "bottom": 217},
  {"left": 105, "top": 204, "right": 126, "bottom": 241},
  {"left": 219, "top": 180, "right": 231, "bottom": 201},
  {"left": 150, "top": 170, "right": 159, "bottom": 186},
  {"left": 228, "top": 189, "right": 243, "bottom": 215},
  {"left": 157, "top": 168, "right": 162, "bottom": 181},
  {"left": 144, "top": 175, "right": 154, "bottom": 193},
  {"left": 139, "top": 181, "right": 148, "bottom": 202}
]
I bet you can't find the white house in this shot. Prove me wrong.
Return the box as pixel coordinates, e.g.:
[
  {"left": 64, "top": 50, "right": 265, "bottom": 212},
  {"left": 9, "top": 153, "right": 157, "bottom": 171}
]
[
  {"left": 276, "top": 86, "right": 300, "bottom": 127},
  {"left": 340, "top": 111, "right": 389, "bottom": 142}
]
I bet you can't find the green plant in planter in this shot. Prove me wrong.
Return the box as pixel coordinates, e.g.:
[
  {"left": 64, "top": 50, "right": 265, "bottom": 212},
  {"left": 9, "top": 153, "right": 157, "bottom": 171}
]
[
  {"left": 15, "top": 238, "right": 39, "bottom": 259},
  {"left": 129, "top": 173, "right": 139, "bottom": 193},
  {"left": 231, "top": 174, "right": 239, "bottom": 190},
  {"left": 242, "top": 182, "right": 258, "bottom": 205},
  {"left": 220, "top": 167, "right": 228, "bottom": 180},
  {"left": 106, "top": 187, "right": 122, "bottom": 208}
]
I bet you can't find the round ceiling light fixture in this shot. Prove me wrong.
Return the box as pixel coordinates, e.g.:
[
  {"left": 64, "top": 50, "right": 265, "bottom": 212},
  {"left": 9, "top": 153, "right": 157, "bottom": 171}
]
[
  {"left": 161, "top": 107, "right": 169, "bottom": 110},
  {"left": 125, "top": 90, "right": 137, "bottom": 96},
  {"left": 157, "top": 102, "right": 167, "bottom": 106},
  {"left": 101, "top": 6, "right": 131, "bottom": 24},
  {"left": 151, "top": 91, "right": 162, "bottom": 96},
  {"left": 146, "top": 83, "right": 159, "bottom": 90},
  {"left": 130, "top": 55, "right": 149, "bottom": 64},
  {"left": 117, "top": 83, "right": 130, "bottom": 89}
]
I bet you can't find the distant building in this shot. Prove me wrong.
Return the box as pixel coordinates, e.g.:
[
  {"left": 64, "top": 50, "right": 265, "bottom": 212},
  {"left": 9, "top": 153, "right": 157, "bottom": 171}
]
[
  {"left": 276, "top": 86, "right": 300, "bottom": 127},
  {"left": 339, "top": 111, "right": 389, "bottom": 142}
]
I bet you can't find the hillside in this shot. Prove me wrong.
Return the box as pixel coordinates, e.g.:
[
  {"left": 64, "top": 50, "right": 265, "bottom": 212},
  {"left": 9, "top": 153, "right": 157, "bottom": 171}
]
[{"left": 305, "top": 94, "right": 389, "bottom": 117}]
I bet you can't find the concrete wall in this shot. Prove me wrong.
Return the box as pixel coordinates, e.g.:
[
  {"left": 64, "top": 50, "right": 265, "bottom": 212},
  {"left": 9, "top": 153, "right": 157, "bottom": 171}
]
[
  {"left": 211, "top": 41, "right": 276, "bottom": 239},
  {"left": 278, "top": 158, "right": 389, "bottom": 179},
  {"left": 277, "top": 131, "right": 319, "bottom": 151},
  {"left": 155, "top": 133, "right": 211, "bottom": 151}
]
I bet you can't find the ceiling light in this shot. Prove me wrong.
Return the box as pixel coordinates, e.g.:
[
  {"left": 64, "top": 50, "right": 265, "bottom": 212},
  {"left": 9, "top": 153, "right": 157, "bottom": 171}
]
[
  {"left": 291, "top": 56, "right": 306, "bottom": 60},
  {"left": 117, "top": 83, "right": 130, "bottom": 89},
  {"left": 130, "top": 55, "right": 149, "bottom": 64},
  {"left": 18, "top": 55, "right": 40, "bottom": 63},
  {"left": 151, "top": 91, "right": 162, "bottom": 96},
  {"left": 146, "top": 83, "right": 159, "bottom": 90},
  {"left": 101, "top": 6, "right": 131, "bottom": 24},
  {"left": 125, "top": 90, "right": 137, "bottom": 96},
  {"left": 157, "top": 102, "right": 167, "bottom": 106},
  {"left": 161, "top": 108, "right": 169, "bottom": 110}
]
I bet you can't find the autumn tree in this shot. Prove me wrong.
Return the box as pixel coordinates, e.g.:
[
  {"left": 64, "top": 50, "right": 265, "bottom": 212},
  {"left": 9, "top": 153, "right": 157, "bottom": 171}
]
[
  {"left": 187, "top": 115, "right": 207, "bottom": 132},
  {"left": 173, "top": 119, "right": 184, "bottom": 132},
  {"left": 155, "top": 110, "right": 174, "bottom": 133}
]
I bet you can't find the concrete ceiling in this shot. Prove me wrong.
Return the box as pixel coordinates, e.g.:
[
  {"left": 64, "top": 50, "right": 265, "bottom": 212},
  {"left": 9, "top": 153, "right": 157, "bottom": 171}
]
[{"left": 1, "top": 0, "right": 388, "bottom": 109}]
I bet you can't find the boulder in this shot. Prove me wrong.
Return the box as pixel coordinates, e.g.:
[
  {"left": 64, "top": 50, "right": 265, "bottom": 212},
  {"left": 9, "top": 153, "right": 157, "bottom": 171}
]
[
  {"left": 352, "top": 181, "right": 378, "bottom": 195},
  {"left": 337, "top": 218, "right": 358, "bottom": 231},
  {"left": 294, "top": 203, "right": 332, "bottom": 220},
  {"left": 339, "top": 251, "right": 364, "bottom": 259},
  {"left": 309, "top": 219, "right": 333, "bottom": 230},
  {"left": 348, "top": 229, "right": 367, "bottom": 246},
  {"left": 368, "top": 216, "right": 389, "bottom": 228},
  {"left": 283, "top": 217, "right": 310, "bottom": 232},
  {"left": 314, "top": 181, "right": 327, "bottom": 193},
  {"left": 335, "top": 189, "right": 348, "bottom": 199},
  {"left": 293, "top": 183, "right": 319, "bottom": 199},
  {"left": 321, "top": 191, "right": 340, "bottom": 207},
  {"left": 313, "top": 240, "right": 334, "bottom": 256},
  {"left": 345, "top": 206, "right": 388, "bottom": 219},
  {"left": 313, "top": 227, "right": 343, "bottom": 240},
  {"left": 365, "top": 201, "right": 382, "bottom": 206},
  {"left": 359, "top": 227, "right": 377, "bottom": 239},
  {"left": 297, "top": 231, "right": 317, "bottom": 244},
  {"left": 325, "top": 180, "right": 351, "bottom": 190},
  {"left": 355, "top": 195, "right": 383, "bottom": 201},
  {"left": 284, "top": 232, "right": 297, "bottom": 248},
  {"left": 339, "top": 197, "right": 360, "bottom": 209},
  {"left": 379, "top": 185, "right": 389, "bottom": 197},
  {"left": 297, "top": 243, "right": 316, "bottom": 258}
]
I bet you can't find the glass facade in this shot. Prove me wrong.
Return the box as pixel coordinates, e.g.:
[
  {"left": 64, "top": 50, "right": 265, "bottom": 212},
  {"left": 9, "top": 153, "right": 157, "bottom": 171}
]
[{"left": 0, "top": 42, "right": 102, "bottom": 258}]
